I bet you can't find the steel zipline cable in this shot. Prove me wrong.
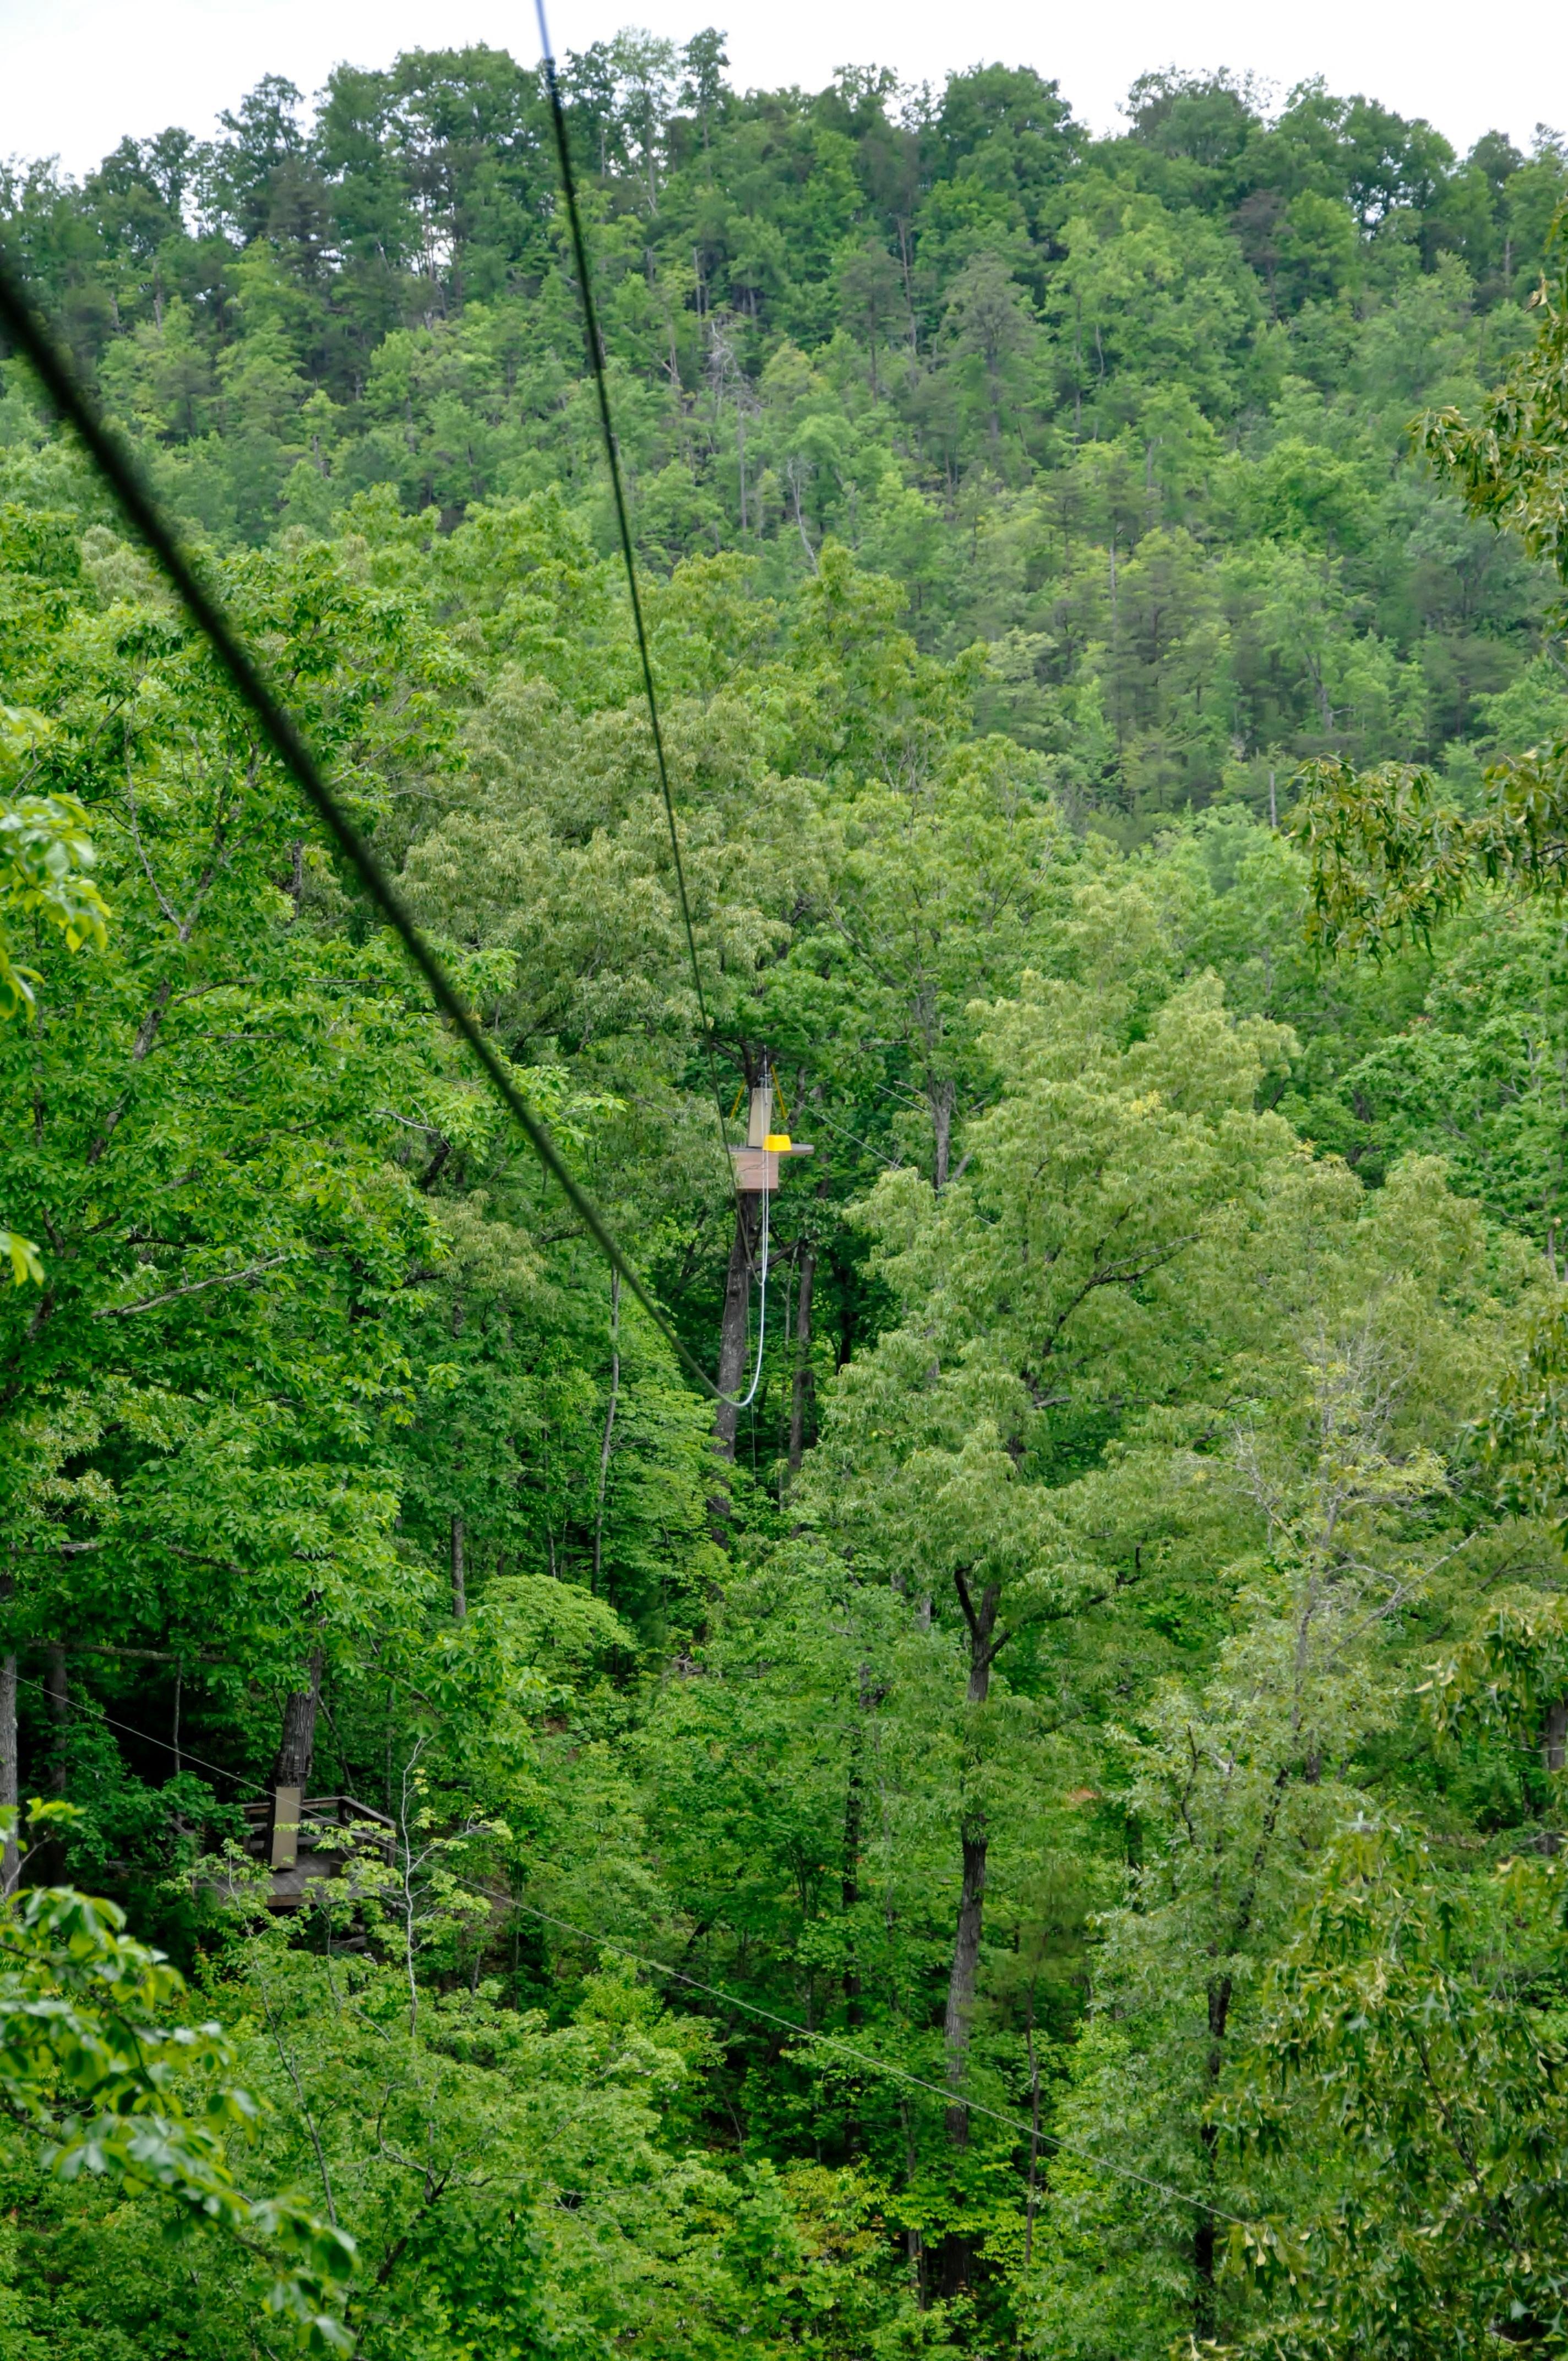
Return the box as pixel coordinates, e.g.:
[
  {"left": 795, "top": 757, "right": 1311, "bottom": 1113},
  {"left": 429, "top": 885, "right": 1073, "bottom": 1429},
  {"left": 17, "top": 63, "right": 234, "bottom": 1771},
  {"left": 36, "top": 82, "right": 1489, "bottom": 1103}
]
[
  {"left": 532, "top": 0, "right": 778, "bottom": 1409},
  {"left": 0, "top": 257, "right": 771, "bottom": 1407},
  {"left": 534, "top": 0, "right": 741, "bottom": 1216}
]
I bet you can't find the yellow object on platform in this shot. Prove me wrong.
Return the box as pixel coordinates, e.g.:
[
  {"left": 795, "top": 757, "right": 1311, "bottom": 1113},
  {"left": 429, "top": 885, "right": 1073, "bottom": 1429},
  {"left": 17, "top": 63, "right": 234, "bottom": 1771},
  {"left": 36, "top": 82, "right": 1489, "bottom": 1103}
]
[{"left": 764, "top": 1133, "right": 791, "bottom": 1151}]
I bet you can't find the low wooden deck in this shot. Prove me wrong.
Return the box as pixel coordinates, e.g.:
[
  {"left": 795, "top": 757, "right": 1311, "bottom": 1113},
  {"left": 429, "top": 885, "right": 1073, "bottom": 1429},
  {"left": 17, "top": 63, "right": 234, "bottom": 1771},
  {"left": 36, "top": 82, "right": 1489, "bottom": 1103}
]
[{"left": 241, "top": 1792, "right": 395, "bottom": 1911}]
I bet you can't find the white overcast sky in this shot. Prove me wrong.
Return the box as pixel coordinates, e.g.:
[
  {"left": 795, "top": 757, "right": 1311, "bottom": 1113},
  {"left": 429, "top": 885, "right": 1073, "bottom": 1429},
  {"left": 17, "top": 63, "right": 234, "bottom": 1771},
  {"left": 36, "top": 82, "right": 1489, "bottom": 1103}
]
[{"left": 1, "top": 0, "right": 1564, "bottom": 177}]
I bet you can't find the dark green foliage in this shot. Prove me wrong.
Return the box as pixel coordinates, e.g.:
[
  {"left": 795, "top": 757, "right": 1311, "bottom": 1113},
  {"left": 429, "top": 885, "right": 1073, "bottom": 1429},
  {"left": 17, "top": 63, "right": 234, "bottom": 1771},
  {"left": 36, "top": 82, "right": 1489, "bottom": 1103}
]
[{"left": 5, "top": 43, "right": 1565, "bottom": 839}]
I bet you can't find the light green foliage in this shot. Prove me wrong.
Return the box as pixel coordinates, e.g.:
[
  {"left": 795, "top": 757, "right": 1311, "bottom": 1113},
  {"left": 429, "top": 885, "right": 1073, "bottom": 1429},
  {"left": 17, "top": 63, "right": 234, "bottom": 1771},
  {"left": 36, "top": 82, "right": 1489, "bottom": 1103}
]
[
  {"left": 0, "top": 519, "right": 465, "bottom": 1765},
  {"left": 0, "top": 1805, "right": 353, "bottom": 2349},
  {"left": 1022, "top": 1155, "right": 1529, "bottom": 2349},
  {"left": 0, "top": 703, "right": 110, "bottom": 1281},
  {"left": 0, "top": 749, "right": 106, "bottom": 1016},
  {"left": 1220, "top": 1823, "right": 1568, "bottom": 2357}
]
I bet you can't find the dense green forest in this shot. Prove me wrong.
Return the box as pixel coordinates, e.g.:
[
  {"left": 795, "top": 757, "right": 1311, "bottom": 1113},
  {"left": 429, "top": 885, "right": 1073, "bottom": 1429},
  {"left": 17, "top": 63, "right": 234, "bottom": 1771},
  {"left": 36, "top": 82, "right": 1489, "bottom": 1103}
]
[{"left": 7, "top": 30, "right": 1568, "bottom": 2357}]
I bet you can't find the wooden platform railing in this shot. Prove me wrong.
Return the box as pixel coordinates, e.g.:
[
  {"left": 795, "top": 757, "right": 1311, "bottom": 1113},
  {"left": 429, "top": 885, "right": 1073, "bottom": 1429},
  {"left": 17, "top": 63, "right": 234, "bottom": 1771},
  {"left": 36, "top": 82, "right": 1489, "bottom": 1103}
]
[{"left": 239, "top": 1792, "right": 395, "bottom": 1911}]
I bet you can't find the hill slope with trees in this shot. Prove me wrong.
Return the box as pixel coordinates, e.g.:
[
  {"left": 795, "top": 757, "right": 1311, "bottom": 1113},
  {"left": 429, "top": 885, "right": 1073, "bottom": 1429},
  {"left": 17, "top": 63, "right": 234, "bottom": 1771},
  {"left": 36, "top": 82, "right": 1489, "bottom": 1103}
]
[{"left": 3, "top": 37, "right": 1568, "bottom": 2360}]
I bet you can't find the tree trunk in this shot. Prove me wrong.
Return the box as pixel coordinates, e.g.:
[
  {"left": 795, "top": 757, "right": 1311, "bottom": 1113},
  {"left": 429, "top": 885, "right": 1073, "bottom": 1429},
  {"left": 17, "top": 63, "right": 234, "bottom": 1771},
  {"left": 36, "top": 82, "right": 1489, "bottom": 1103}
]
[
  {"left": 944, "top": 1826, "right": 988, "bottom": 2147},
  {"left": 272, "top": 1649, "right": 324, "bottom": 1791},
  {"left": 1024, "top": 2000, "right": 1042, "bottom": 2265},
  {"left": 900, "top": 2098, "right": 925, "bottom": 2305},
  {"left": 842, "top": 1664, "right": 873, "bottom": 2029},
  {"left": 943, "top": 1593, "right": 1000, "bottom": 2107},
  {"left": 268, "top": 1647, "right": 324, "bottom": 1873},
  {"left": 714, "top": 1192, "right": 761, "bottom": 1460},
  {"left": 0, "top": 1633, "right": 16, "bottom": 1894},
  {"left": 1194, "top": 1973, "right": 1232, "bottom": 2336},
  {"left": 935, "top": 1576, "right": 1001, "bottom": 2298},
  {"left": 929, "top": 1076, "right": 957, "bottom": 1193},
  {"left": 788, "top": 1241, "right": 817, "bottom": 1472},
  {"left": 45, "top": 1642, "right": 67, "bottom": 1796},
  {"left": 450, "top": 1516, "right": 466, "bottom": 1620},
  {"left": 594, "top": 1270, "right": 621, "bottom": 1588}
]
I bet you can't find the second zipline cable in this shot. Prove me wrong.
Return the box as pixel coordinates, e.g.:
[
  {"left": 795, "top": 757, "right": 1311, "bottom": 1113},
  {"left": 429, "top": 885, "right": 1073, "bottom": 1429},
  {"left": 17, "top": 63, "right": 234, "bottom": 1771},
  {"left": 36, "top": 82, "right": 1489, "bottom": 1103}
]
[
  {"left": 532, "top": 0, "right": 741, "bottom": 1220},
  {"left": 19, "top": 1668, "right": 1262, "bottom": 2234}
]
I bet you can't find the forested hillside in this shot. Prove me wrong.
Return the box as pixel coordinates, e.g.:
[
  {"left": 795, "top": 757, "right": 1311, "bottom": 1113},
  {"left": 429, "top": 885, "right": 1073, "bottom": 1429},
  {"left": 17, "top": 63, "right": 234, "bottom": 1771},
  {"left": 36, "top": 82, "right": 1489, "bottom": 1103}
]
[{"left": 4, "top": 35, "right": 1568, "bottom": 2359}]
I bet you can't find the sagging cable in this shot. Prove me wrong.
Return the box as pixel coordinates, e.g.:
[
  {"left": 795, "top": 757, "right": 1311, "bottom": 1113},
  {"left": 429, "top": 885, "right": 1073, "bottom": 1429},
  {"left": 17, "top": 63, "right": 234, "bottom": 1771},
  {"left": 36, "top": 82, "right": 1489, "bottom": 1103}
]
[
  {"left": 533, "top": 0, "right": 741, "bottom": 1216},
  {"left": 729, "top": 1183, "right": 770, "bottom": 1415},
  {"left": 0, "top": 253, "right": 738, "bottom": 1405}
]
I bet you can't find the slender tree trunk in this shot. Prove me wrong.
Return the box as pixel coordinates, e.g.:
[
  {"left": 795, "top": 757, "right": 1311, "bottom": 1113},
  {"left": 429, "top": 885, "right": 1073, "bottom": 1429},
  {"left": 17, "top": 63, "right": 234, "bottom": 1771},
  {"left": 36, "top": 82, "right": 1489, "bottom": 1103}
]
[
  {"left": 899, "top": 2097, "right": 925, "bottom": 2304},
  {"left": 737, "top": 398, "right": 748, "bottom": 535},
  {"left": 0, "top": 1570, "right": 16, "bottom": 1892},
  {"left": 45, "top": 1642, "right": 67, "bottom": 1796},
  {"left": 842, "top": 1664, "right": 876, "bottom": 2030},
  {"left": 790, "top": 466, "right": 819, "bottom": 572},
  {"left": 936, "top": 1576, "right": 1000, "bottom": 2297},
  {"left": 714, "top": 1193, "right": 761, "bottom": 1460},
  {"left": 944, "top": 1825, "right": 988, "bottom": 2146},
  {"left": 594, "top": 1269, "right": 621, "bottom": 1590},
  {"left": 1195, "top": 1973, "right": 1232, "bottom": 2337},
  {"left": 943, "top": 1599, "right": 999, "bottom": 2098},
  {"left": 1024, "top": 1998, "right": 1042, "bottom": 2265},
  {"left": 929, "top": 1076, "right": 957, "bottom": 1193},
  {"left": 788, "top": 1241, "right": 817, "bottom": 1472}
]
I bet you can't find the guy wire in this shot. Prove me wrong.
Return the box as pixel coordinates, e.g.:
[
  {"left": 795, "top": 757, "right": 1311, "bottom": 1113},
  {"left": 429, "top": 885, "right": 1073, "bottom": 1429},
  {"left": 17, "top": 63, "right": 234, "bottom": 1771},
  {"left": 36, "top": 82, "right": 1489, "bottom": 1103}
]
[
  {"left": 14, "top": 1669, "right": 1259, "bottom": 2232},
  {"left": 533, "top": 0, "right": 741, "bottom": 1215},
  {"left": 487, "top": 1886, "right": 1260, "bottom": 2232},
  {"left": 0, "top": 254, "right": 734, "bottom": 1404}
]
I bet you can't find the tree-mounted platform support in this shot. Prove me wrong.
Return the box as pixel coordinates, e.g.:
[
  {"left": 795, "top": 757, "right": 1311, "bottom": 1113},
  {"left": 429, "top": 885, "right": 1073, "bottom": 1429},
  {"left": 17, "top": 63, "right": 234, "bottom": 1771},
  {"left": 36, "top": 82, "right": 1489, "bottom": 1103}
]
[{"left": 727, "top": 1071, "right": 812, "bottom": 1193}]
